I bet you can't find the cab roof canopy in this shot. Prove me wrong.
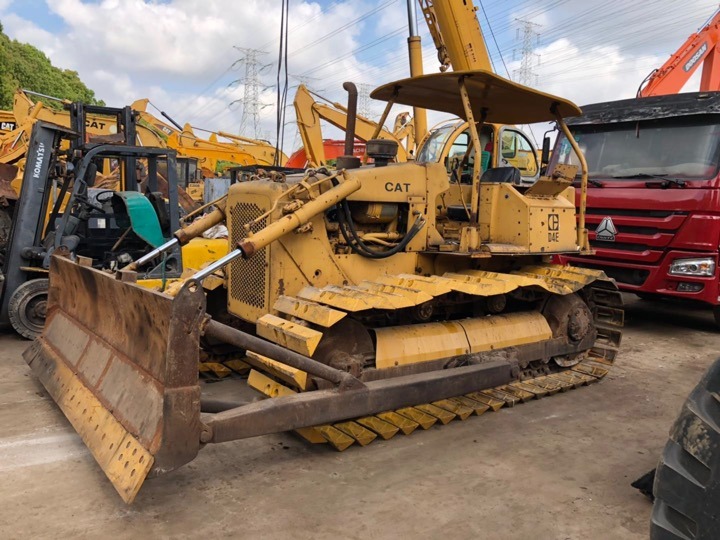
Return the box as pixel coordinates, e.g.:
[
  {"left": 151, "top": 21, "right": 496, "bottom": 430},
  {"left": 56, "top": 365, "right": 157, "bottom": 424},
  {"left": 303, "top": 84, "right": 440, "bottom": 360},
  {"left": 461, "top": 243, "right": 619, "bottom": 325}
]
[{"left": 370, "top": 70, "right": 581, "bottom": 125}]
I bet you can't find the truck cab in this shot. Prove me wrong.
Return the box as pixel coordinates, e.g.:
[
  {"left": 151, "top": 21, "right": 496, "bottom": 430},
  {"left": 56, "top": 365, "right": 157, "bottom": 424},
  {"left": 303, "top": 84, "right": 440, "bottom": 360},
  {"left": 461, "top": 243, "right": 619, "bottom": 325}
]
[{"left": 553, "top": 92, "right": 720, "bottom": 324}]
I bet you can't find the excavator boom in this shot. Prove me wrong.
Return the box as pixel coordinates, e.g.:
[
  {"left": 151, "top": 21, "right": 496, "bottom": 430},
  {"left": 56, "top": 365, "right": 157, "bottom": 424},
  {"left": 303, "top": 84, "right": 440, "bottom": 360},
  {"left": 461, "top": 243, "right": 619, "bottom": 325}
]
[{"left": 639, "top": 9, "right": 720, "bottom": 96}]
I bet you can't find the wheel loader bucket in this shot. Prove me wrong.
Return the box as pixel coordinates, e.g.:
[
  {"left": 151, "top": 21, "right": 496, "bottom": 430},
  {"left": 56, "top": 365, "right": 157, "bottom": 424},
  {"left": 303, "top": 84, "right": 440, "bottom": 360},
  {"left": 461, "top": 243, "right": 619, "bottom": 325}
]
[{"left": 23, "top": 254, "right": 205, "bottom": 503}]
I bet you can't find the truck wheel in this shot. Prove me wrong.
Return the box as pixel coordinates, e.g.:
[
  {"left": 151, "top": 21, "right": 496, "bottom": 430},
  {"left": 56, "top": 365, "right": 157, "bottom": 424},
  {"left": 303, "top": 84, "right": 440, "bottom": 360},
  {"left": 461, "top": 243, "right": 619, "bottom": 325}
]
[
  {"left": 713, "top": 307, "right": 720, "bottom": 330},
  {"left": 8, "top": 278, "right": 49, "bottom": 340},
  {"left": 651, "top": 358, "right": 720, "bottom": 539}
]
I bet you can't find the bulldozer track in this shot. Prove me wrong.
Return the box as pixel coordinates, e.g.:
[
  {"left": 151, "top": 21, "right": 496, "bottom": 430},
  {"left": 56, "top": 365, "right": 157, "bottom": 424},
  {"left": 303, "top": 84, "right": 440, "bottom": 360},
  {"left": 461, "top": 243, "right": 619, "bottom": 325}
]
[{"left": 238, "top": 266, "right": 623, "bottom": 451}]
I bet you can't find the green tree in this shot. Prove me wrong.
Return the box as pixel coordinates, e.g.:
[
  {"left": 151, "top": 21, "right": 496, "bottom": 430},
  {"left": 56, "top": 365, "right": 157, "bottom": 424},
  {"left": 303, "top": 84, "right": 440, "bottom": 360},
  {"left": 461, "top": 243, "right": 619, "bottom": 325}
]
[{"left": 0, "top": 21, "right": 103, "bottom": 110}]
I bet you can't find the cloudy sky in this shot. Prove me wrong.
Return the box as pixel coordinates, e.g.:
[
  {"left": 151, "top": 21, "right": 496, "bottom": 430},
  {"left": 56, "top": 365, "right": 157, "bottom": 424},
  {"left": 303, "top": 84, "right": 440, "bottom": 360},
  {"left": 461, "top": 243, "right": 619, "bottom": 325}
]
[{"left": 1, "top": 0, "right": 718, "bottom": 152}]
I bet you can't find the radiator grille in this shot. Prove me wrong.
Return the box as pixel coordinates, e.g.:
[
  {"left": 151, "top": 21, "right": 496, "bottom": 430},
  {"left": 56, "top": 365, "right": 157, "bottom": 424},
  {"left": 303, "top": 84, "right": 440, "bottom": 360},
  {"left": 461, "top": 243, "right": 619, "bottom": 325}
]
[{"left": 229, "top": 202, "right": 268, "bottom": 309}]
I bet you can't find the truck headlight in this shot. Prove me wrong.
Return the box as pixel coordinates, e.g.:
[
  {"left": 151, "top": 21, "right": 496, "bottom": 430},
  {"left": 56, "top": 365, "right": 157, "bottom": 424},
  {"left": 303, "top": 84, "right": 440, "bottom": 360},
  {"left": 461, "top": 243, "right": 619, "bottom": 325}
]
[{"left": 668, "top": 257, "right": 716, "bottom": 277}]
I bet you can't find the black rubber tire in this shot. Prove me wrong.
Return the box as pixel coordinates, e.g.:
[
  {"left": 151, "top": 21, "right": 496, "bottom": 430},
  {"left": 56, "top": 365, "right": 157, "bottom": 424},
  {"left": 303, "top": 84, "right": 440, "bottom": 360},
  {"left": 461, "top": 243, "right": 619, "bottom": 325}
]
[
  {"left": 8, "top": 278, "right": 49, "bottom": 340},
  {"left": 651, "top": 358, "right": 720, "bottom": 539},
  {"left": 713, "top": 307, "right": 720, "bottom": 331}
]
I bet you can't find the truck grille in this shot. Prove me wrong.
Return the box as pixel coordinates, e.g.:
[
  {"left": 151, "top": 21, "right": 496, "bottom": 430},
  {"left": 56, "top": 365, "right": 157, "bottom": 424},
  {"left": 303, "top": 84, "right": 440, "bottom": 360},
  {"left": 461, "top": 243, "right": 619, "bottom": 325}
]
[
  {"left": 585, "top": 207, "right": 688, "bottom": 263},
  {"left": 229, "top": 202, "right": 267, "bottom": 309}
]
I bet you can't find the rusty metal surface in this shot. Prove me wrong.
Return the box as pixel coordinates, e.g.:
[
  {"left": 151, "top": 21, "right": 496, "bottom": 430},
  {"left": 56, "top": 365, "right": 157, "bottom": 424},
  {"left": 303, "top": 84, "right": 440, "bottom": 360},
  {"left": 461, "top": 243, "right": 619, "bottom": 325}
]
[
  {"left": 204, "top": 359, "right": 514, "bottom": 443},
  {"left": 0, "top": 163, "right": 18, "bottom": 203},
  {"left": 25, "top": 254, "right": 205, "bottom": 500},
  {"left": 204, "top": 318, "right": 364, "bottom": 389}
]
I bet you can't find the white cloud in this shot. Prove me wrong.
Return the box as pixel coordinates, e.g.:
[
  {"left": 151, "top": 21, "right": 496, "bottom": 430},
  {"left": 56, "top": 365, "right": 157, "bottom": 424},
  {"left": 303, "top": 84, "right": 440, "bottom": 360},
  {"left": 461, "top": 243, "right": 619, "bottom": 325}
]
[{"left": 2, "top": 0, "right": 719, "bottom": 153}]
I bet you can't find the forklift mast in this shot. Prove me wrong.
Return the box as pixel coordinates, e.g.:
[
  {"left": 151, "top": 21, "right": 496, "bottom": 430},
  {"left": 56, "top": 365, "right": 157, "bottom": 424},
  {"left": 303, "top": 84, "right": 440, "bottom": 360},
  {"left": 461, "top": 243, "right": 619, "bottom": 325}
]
[{"left": 0, "top": 103, "right": 182, "bottom": 338}]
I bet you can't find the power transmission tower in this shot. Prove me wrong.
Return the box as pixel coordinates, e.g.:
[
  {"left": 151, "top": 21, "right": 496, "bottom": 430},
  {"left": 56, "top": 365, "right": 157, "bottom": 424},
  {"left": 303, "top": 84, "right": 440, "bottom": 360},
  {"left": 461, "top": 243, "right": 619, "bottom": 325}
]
[
  {"left": 513, "top": 19, "right": 542, "bottom": 86},
  {"left": 232, "top": 47, "right": 268, "bottom": 138},
  {"left": 290, "top": 74, "right": 323, "bottom": 90},
  {"left": 357, "top": 83, "right": 374, "bottom": 119}
]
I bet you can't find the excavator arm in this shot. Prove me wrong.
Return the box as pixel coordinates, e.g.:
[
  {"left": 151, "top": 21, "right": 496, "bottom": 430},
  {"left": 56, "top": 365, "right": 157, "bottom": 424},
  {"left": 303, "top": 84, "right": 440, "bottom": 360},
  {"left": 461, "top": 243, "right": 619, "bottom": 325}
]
[
  {"left": 131, "top": 100, "right": 287, "bottom": 173},
  {"left": 639, "top": 9, "right": 720, "bottom": 96},
  {"left": 293, "top": 84, "right": 408, "bottom": 167},
  {"left": 393, "top": 112, "right": 415, "bottom": 153}
]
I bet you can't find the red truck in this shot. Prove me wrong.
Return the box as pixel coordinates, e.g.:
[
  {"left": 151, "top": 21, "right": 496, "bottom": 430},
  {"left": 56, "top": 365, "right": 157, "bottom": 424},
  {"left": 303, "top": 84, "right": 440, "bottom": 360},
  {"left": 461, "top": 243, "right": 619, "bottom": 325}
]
[{"left": 553, "top": 91, "right": 720, "bottom": 325}]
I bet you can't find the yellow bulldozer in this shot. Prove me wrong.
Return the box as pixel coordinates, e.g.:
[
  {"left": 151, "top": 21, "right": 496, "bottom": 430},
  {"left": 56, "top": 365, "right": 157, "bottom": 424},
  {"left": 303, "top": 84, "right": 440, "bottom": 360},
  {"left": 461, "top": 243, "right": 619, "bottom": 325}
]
[{"left": 26, "top": 70, "right": 623, "bottom": 504}]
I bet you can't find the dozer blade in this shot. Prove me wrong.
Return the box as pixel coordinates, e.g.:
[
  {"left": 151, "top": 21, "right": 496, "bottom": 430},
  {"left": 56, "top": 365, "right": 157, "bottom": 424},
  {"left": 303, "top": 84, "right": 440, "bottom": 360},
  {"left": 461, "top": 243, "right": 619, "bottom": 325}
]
[{"left": 24, "top": 254, "right": 205, "bottom": 503}]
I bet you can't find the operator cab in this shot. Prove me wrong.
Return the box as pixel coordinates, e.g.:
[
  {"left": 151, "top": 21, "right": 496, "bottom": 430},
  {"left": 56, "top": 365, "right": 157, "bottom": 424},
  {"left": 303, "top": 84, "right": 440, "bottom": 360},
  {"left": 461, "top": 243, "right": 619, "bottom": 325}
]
[
  {"left": 416, "top": 120, "right": 539, "bottom": 185},
  {"left": 369, "top": 69, "right": 586, "bottom": 255}
]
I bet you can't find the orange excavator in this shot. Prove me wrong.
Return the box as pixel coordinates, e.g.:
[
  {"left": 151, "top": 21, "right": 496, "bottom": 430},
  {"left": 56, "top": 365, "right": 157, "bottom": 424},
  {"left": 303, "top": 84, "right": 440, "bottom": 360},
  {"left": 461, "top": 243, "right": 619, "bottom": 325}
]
[{"left": 638, "top": 8, "right": 720, "bottom": 96}]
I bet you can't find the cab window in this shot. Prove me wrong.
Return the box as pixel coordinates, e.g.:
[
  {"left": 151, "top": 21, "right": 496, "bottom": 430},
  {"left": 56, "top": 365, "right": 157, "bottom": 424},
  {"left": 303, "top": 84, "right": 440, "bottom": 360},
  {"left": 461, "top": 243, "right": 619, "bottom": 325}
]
[
  {"left": 500, "top": 130, "right": 538, "bottom": 178},
  {"left": 446, "top": 131, "right": 474, "bottom": 174}
]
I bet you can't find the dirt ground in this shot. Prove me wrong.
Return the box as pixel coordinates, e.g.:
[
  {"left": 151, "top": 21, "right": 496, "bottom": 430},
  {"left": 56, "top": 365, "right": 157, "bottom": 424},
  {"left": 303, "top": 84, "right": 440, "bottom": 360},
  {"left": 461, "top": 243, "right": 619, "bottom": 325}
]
[{"left": 0, "top": 294, "right": 717, "bottom": 539}]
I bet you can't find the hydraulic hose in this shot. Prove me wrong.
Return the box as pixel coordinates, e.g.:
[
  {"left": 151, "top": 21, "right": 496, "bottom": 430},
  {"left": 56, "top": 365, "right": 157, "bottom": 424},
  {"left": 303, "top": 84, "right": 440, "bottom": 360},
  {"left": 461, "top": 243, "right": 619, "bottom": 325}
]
[{"left": 336, "top": 199, "right": 425, "bottom": 259}]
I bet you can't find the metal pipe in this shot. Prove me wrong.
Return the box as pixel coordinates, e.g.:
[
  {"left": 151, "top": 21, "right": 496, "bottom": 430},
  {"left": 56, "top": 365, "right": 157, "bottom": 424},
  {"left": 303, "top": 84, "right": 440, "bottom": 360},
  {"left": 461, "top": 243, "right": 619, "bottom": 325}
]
[
  {"left": 554, "top": 110, "right": 589, "bottom": 250},
  {"left": 458, "top": 77, "right": 484, "bottom": 224},
  {"left": 203, "top": 319, "right": 363, "bottom": 388},
  {"left": 124, "top": 238, "right": 179, "bottom": 271},
  {"left": 203, "top": 359, "right": 513, "bottom": 444},
  {"left": 406, "top": 0, "right": 427, "bottom": 146},
  {"left": 180, "top": 194, "right": 227, "bottom": 224},
  {"left": 342, "top": 82, "right": 358, "bottom": 157},
  {"left": 370, "top": 99, "right": 395, "bottom": 142},
  {"left": 22, "top": 89, "right": 67, "bottom": 103},
  {"left": 406, "top": 0, "right": 419, "bottom": 36},
  {"left": 189, "top": 248, "right": 244, "bottom": 282},
  {"left": 160, "top": 110, "right": 183, "bottom": 131}
]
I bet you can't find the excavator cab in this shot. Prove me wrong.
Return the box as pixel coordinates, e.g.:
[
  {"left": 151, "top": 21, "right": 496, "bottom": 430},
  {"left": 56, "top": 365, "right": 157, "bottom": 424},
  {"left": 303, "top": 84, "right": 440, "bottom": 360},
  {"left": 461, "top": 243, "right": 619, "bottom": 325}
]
[{"left": 26, "top": 70, "right": 622, "bottom": 504}]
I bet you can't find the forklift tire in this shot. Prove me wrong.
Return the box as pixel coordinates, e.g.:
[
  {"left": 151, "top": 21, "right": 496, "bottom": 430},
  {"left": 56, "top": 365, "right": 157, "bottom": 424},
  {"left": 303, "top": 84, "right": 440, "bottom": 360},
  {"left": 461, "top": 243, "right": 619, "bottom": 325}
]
[
  {"left": 8, "top": 278, "right": 49, "bottom": 340},
  {"left": 651, "top": 358, "right": 720, "bottom": 539},
  {"left": 0, "top": 206, "right": 11, "bottom": 252}
]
